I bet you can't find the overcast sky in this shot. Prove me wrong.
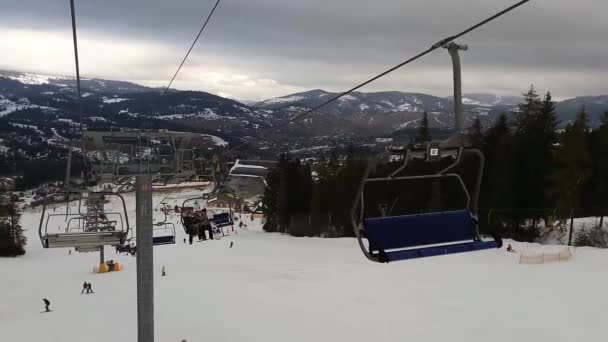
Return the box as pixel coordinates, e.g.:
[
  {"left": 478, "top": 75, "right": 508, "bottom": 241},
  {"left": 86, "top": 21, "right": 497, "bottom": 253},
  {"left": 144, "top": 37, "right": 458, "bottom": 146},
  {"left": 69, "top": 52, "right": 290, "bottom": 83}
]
[{"left": 1, "top": 0, "right": 606, "bottom": 101}]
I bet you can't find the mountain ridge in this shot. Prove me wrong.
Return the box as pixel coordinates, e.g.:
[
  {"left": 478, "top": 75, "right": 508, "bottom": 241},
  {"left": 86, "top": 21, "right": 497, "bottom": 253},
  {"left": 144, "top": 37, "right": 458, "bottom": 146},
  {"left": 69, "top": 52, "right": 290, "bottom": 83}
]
[{"left": 2, "top": 69, "right": 608, "bottom": 131}]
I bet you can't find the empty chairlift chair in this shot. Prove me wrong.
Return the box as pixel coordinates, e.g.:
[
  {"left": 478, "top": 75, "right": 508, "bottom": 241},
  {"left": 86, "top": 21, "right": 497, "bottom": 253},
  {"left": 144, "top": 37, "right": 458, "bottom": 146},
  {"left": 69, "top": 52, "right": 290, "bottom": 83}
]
[
  {"left": 39, "top": 192, "right": 129, "bottom": 251},
  {"left": 351, "top": 146, "right": 502, "bottom": 263},
  {"left": 152, "top": 204, "right": 176, "bottom": 245},
  {"left": 211, "top": 212, "right": 233, "bottom": 228},
  {"left": 152, "top": 222, "right": 176, "bottom": 246},
  {"left": 209, "top": 212, "right": 234, "bottom": 238}
]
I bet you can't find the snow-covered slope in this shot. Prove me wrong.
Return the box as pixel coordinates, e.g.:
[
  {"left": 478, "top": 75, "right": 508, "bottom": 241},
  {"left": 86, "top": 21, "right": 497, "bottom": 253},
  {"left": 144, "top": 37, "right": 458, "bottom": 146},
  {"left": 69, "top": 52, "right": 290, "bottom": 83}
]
[{"left": 2, "top": 188, "right": 608, "bottom": 342}]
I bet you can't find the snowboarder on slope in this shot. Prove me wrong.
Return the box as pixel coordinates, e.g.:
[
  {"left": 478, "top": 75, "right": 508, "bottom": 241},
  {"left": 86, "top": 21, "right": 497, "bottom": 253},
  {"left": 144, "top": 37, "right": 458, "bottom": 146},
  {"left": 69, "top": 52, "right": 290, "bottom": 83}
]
[
  {"left": 507, "top": 244, "right": 515, "bottom": 253},
  {"left": 162, "top": 266, "right": 166, "bottom": 277},
  {"left": 43, "top": 298, "right": 51, "bottom": 312}
]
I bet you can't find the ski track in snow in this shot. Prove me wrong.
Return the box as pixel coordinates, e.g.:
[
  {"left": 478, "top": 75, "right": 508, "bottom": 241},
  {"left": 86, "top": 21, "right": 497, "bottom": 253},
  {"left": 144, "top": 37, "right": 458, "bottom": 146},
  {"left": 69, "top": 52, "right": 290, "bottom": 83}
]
[{"left": 1, "top": 189, "right": 608, "bottom": 342}]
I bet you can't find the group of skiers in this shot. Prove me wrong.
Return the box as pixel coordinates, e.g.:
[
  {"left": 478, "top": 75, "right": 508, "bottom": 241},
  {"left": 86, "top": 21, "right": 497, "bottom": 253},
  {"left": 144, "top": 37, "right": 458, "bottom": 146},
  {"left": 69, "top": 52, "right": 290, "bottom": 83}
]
[
  {"left": 42, "top": 281, "right": 95, "bottom": 312},
  {"left": 183, "top": 208, "right": 214, "bottom": 244},
  {"left": 81, "top": 281, "right": 94, "bottom": 294}
]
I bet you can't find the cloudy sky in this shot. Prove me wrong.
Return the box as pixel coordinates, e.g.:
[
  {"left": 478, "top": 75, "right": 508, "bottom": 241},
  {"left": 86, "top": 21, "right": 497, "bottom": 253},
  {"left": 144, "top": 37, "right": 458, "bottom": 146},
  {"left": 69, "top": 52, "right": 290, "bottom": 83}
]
[{"left": 1, "top": 0, "right": 606, "bottom": 101}]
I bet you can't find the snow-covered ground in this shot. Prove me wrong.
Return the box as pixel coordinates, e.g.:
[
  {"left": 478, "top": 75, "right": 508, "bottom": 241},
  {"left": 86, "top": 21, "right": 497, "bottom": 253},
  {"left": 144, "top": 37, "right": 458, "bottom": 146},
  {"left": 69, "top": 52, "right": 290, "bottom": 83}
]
[
  {"left": 201, "top": 133, "right": 228, "bottom": 147},
  {"left": 0, "top": 97, "right": 57, "bottom": 117},
  {"left": 2, "top": 188, "right": 608, "bottom": 342},
  {"left": 102, "top": 97, "right": 129, "bottom": 104},
  {"left": 262, "top": 95, "right": 305, "bottom": 105}
]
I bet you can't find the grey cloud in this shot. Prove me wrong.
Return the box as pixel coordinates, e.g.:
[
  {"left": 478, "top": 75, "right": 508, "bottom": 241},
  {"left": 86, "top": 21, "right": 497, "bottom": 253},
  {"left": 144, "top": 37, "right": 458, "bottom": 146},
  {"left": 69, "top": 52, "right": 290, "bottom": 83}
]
[{"left": 1, "top": 0, "right": 607, "bottom": 100}]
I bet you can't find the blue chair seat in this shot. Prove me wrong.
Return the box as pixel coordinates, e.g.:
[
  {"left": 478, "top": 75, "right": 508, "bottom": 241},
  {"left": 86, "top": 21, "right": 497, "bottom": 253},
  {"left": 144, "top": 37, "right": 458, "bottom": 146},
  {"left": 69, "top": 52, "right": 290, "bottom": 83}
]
[
  {"left": 362, "top": 210, "right": 500, "bottom": 262},
  {"left": 382, "top": 240, "right": 500, "bottom": 262},
  {"left": 153, "top": 235, "right": 175, "bottom": 245}
]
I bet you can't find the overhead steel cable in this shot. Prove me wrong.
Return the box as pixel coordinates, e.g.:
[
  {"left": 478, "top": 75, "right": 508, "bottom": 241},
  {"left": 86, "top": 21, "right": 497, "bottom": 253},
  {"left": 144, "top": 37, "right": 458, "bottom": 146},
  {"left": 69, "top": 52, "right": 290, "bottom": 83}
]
[
  {"left": 153, "top": 0, "right": 222, "bottom": 207},
  {"left": 64, "top": 0, "right": 84, "bottom": 210},
  {"left": 162, "top": 0, "right": 222, "bottom": 95},
  {"left": 230, "top": 0, "right": 531, "bottom": 152},
  {"left": 69, "top": 0, "right": 82, "bottom": 118}
]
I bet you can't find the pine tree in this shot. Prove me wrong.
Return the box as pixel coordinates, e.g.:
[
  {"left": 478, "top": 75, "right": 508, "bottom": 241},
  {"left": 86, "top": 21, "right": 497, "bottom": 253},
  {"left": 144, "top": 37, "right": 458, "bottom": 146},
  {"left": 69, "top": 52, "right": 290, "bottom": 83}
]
[
  {"left": 334, "top": 147, "right": 366, "bottom": 237},
  {"left": 512, "top": 87, "right": 556, "bottom": 210},
  {"left": 262, "top": 166, "right": 281, "bottom": 232},
  {"left": 466, "top": 116, "right": 483, "bottom": 148},
  {"left": 417, "top": 112, "right": 430, "bottom": 144},
  {"left": 550, "top": 107, "right": 592, "bottom": 210},
  {"left": 538, "top": 91, "right": 559, "bottom": 142},
  {"left": 515, "top": 85, "right": 541, "bottom": 132},
  {"left": 589, "top": 112, "right": 608, "bottom": 226},
  {"left": 533, "top": 91, "right": 559, "bottom": 207},
  {"left": 481, "top": 114, "right": 515, "bottom": 210},
  {"left": 0, "top": 197, "right": 26, "bottom": 257}
]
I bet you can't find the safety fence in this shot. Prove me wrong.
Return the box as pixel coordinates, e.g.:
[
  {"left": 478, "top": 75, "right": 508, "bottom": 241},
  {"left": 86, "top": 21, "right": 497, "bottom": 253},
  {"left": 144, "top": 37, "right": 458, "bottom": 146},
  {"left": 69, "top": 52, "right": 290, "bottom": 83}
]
[{"left": 519, "top": 246, "right": 573, "bottom": 264}]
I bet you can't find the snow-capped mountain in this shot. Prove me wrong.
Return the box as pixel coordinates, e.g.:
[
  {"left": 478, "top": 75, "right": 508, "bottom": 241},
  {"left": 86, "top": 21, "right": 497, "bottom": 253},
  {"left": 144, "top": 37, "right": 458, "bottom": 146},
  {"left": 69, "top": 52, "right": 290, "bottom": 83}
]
[
  {"left": 556, "top": 95, "right": 608, "bottom": 126},
  {"left": 0, "top": 70, "right": 157, "bottom": 94},
  {"left": 2, "top": 69, "right": 608, "bottom": 160},
  {"left": 0, "top": 70, "right": 368, "bottom": 158},
  {"left": 453, "top": 94, "right": 521, "bottom": 107},
  {"left": 254, "top": 89, "right": 449, "bottom": 116},
  {"left": 254, "top": 89, "right": 503, "bottom": 131},
  {"left": 257, "top": 89, "right": 608, "bottom": 129}
]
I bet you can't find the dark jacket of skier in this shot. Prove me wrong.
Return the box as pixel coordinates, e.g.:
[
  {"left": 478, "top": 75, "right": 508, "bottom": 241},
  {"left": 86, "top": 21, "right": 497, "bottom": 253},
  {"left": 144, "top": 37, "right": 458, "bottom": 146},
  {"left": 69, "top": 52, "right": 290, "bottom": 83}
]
[{"left": 43, "top": 298, "right": 50, "bottom": 312}]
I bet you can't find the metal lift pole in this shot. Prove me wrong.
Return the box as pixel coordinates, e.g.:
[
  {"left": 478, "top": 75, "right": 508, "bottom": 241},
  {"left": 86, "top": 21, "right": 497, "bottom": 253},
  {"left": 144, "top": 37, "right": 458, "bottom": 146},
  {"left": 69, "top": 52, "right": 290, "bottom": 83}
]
[
  {"left": 443, "top": 42, "right": 468, "bottom": 146},
  {"left": 136, "top": 175, "right": 154, "bottom": 342}
]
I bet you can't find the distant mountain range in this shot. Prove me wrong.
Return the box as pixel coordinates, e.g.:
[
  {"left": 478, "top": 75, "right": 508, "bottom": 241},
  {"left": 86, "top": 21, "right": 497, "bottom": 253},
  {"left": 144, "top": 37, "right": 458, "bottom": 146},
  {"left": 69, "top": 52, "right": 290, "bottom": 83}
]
[
  {"left": 1, "top": 69, "right": 607, "bottom": 141},
  {"left": 255, "top": 89, "right": 608, "bottom": 129}
]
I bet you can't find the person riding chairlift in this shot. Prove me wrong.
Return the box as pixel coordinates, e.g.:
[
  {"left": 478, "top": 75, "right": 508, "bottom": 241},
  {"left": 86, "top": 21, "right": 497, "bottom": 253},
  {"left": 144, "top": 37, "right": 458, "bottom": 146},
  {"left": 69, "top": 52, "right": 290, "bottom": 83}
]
[{"left": 202, "top": 208, "right": 213, "bottom": 240}]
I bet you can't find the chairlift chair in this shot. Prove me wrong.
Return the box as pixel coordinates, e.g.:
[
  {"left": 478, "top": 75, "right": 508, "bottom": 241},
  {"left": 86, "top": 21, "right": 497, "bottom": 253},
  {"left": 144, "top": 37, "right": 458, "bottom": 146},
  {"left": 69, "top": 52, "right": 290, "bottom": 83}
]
[
  {"left": 180, "top": 196, "right": 234, "bottom": 238},
  {"left": 211, "top": 212, "right": 234, "bottom": 228},
  {"left": 39, "top": 192, "right": 130, "bottom": 251},
  {"left": 151, "top": 203, "right": 177, "bottom": 245},
  {"left": 152, "top": 222, "right": 177, "bottom": 246},
  {"left": 180, "top": 196, "right": 206, "bottom": 234},
  {"left": 351, "top": 145, "right": 502, "bottom": 263}
]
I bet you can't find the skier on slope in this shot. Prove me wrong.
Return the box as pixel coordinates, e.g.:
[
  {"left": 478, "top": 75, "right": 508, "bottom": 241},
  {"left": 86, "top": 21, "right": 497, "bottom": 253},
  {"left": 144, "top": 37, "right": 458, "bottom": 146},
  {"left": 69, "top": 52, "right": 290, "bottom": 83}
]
[
  {"left": 42, "top": 298, "right": 51, "bottom": 312},
  {"left": 81, "top": 281, "right": 87, "bottom": 294}
]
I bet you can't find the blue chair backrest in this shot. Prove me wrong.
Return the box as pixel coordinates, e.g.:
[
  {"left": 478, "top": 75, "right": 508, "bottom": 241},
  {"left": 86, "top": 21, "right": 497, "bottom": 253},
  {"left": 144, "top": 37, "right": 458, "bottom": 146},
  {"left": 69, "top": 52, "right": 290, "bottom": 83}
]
[
  {"left": 363, "top": 209, "right": 475, "bottom": 250},
  {"left": 153, "top": 235, "right": 175, "bottom": 245},
  {"left": 212, "top": 213, "right": 233, "bottom": 227}
]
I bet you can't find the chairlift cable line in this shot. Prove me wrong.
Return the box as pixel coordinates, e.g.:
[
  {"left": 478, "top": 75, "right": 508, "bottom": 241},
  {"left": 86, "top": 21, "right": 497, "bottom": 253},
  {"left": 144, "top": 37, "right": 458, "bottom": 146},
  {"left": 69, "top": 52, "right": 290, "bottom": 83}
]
[
  {"left": 64, "top": 0, "right": 85, "bottom": 218},
  {"left": 162, "top": 0, "right": 222, "bottom": 96},
  {"left": 141, "top": 0, "right": 222, "bottom": 208},
  {"left": 229, "top": 0, "right": 531, "bottom": 152}
]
